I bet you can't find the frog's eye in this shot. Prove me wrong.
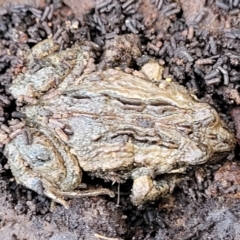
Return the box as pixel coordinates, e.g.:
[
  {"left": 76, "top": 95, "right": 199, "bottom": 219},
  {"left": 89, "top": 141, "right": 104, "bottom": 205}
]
[
  {"left": 208, "top": 134, "right": 217, "bottom": 140},
  {"left": 202, "top": 115, "right": 217, "bottom": 127},
  {"left": 193, "top": 121, "right": 202, "bottom": 129},
  {"left": 194, "top": 108, "right": 217, "bottom": 127}
]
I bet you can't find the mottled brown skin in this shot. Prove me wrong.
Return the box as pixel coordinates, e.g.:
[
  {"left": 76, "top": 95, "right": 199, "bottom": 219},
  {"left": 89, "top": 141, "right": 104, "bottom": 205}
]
[{"left": 4, "top": 38, "right": 236, "bottom": 208}]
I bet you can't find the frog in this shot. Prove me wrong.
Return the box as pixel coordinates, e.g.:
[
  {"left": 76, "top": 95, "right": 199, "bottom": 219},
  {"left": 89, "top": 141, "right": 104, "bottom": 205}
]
[{"left": 4, "top": 36, "right": 236, "bottom": 209}]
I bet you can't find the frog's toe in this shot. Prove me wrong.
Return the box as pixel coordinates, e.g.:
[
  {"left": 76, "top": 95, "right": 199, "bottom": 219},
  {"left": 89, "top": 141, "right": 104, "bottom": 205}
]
[
  {"left": 59, "top": 187, "right": 115, "bottom": 198},
  {"left": 131, "top": 175, "right": 179, "bottom": 206},
  {"left": 44, "top": 188, "right": 70, "bottom": 209}
]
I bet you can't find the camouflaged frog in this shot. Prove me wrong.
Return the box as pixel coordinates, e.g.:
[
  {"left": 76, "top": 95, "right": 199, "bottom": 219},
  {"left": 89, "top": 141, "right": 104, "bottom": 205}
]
[{"left": 4, "top": 37, "right": 236, "bottom": 209}]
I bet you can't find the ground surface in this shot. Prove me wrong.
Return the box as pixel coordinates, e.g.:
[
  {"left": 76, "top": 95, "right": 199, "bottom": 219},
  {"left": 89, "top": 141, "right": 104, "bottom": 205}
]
[{"left": 1, "top": 0, "right": 240, "bottom": 239}]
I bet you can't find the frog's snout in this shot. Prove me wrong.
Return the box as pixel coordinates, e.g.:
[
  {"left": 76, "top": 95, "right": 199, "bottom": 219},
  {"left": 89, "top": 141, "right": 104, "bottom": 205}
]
[
  {"left": 195, "top": 104, "right": 236, "bottom": 154},
  {"left": 210, "top": 123, "right": 236, "bottom": 154}
]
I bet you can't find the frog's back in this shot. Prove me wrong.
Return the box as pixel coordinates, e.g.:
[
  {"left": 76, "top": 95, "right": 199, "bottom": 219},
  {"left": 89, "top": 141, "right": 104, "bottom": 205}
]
[{"left": 22, "top": 68, "right": 235, "bottom": 181}]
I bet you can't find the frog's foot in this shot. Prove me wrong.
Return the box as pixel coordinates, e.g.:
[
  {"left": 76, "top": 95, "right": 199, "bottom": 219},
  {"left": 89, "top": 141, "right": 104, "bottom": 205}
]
[
  {"left": 44, "top": 187, "right": 115, "bottom": 209},
  {"left": 59, "top": 188, "right": 115, "bottom": 198},
  {"left": 130, "top": 175, "right": 180, "bottom": 206},
  {"left": 44, "top": 188, "right": 70, "bottom": 209}
]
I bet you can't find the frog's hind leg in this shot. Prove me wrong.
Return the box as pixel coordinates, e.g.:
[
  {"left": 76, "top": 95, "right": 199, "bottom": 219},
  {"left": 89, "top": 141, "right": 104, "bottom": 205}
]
[
  {"left": 44, "top": 187, "right": 115, "bottom": 209},
  {"left": 5, "top": 148, "right": 71, "bottom": 209},
  {"left": 58, "top": 188, "right": 115, "bottom": 198},
  {"left": 130, "top": 175, "right": 180, "bottom": 205}
]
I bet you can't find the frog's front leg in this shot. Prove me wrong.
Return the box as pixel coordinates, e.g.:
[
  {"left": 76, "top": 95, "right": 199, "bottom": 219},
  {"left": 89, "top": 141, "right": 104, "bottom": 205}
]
[
  {"left": 10, "top": 38, "right": 91, "bottom": 100},
  {"left": 130, "top": 175, "right": 180, "bottom": 205}
]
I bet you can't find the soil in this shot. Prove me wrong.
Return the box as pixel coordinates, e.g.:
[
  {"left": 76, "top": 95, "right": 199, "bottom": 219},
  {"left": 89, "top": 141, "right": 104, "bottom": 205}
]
[{"left": 1, "top": 0, "right": 240, "bottom": 239}]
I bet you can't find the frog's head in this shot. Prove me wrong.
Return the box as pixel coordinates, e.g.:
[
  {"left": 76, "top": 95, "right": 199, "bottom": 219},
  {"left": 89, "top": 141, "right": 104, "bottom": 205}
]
[
  {"left": 4, "top": 128, "right": 82, "bottom": 193},
  {"left": 192, "top": 103, "right": 236, "bottom": 162}
]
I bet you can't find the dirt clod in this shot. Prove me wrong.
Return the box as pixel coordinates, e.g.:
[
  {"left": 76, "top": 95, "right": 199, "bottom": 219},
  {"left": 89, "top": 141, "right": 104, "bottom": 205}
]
[{"left": 206, "top": 161, "right": 240, "bottom": 199}]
